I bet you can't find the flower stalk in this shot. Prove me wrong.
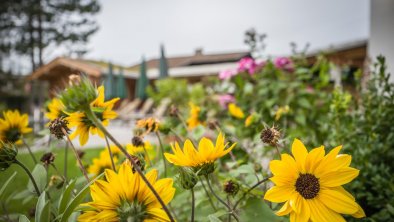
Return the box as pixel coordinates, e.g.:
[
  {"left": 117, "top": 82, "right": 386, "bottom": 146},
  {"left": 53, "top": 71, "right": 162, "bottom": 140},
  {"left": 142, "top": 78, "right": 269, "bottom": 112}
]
[
  {"left": 84, "top": 107, "right": 175, "bottom": 222},
  {"left": 104, "top": 136, "right": 116, "bottom": 171},
  {"left": 191, "top": 188, "right": 195, "bottom": 222},
  {"left": 155, "top": 132, "right": 167, "bottom": 177},
  {"left": 14, "top": 159, "right": 41, "bottom": 196},
  {"left": 22, "top": 139, "right": 37, "bottom": 164},
  {"left": 61, "top": 127, "right": 90, "bottom": 183},
  {"left": 232, "top": 177, "right": 270, "bottom": 210}
]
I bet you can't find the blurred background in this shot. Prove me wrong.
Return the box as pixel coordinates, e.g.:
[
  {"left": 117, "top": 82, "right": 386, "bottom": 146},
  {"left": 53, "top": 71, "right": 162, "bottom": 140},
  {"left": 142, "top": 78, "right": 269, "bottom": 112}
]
[{"left": 0, "top": 0, "right": 392, "bottom": 127}]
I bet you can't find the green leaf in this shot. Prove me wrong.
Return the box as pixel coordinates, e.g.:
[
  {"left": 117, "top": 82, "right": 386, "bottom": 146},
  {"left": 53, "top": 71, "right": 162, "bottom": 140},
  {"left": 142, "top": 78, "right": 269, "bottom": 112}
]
[
  {"left": 18, "top": 215, "right": 30, "bottom": 222},
  {"left": 0, "top": 171, "right": 17, "bottom": 199},
  {"left": 58, "top": 180, "right": 76, "bottom": 214},
  {"left": 239, "top": 197, "right": 281, "bottom": 222},
  {"left": 28, "top": 164, "right": 47, "bottom": 194},
  {"left": 35, "top": 192, "right": 51, "bottom": 222},
  {"left": 208, "top": 209, "right": 228, "bottom": 221},
  {"left": 60, "top": 173, "right": 104, "bottom": 222}
]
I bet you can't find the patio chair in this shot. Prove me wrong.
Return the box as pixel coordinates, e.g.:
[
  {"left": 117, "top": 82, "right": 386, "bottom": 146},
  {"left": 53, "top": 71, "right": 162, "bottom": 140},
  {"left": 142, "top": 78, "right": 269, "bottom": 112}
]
[
  {"left": 117, "top": 98, "right": 141, "bottom": 117},
  {"left": 152, "top": 98, "right": 171, "bottom": 119},
  {"left": 133, "top": 98, "right": 155, "bottom": 119}
]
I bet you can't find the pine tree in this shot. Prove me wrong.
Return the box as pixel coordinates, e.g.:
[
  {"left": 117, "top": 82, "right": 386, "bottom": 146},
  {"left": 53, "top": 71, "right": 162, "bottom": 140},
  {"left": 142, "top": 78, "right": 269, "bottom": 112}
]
[{"left": 0, "top": 0, "right": 100, "bottom": 72}]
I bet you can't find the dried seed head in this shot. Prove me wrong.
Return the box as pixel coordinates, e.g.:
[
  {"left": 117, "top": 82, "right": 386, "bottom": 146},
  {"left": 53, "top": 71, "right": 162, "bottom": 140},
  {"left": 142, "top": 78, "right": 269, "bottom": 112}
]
[
  {"left": 223, "top": 180, "right": 240, "bottom": 196},
  {"left": 260, "top": 126, "right": 281, "bottom": 146},
  {"left": 40, "top": 152, "right": 55, "bottom": 166},
  {"left": 49, "top": 117, "right": 70, "bottom": 139},
  {"left": 125, "top": 155, "right": 145, "bottom": 173},
  {"left": 49, "top": 175, "right": 64, "bottom": 189},
  {"left": 207, "top": 119, "right": 220, "bottom": 130},
  {"left": 169, "top": 105, "right": 179, "bottom": 117},
  {"left": 76, "top": 150, "right": 85, "bottom": 159},
  {"left": 131, "top": 136, "right": 144, "bottom": 147}
]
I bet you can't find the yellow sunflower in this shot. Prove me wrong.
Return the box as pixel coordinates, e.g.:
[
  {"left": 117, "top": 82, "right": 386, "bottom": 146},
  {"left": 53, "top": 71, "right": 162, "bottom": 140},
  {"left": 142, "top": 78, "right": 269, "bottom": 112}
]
[
  {"left": 101, "top": 144, "right": 122, "bottom": 159},
  {"left": 164, "top": 132, "right": 235, "bottom": 174},
  {"left": 68, "top": 86, "right": 119, "bottom": 146},
  {"left": 88, "top": 151, "right": 119, "bottom": 176},
  {"left": 264, "top": 139, "right": 365, "bottom": 222},
  {"left": 0, "top": 110, "right": 32, "bottom": 144},
  {"left": 245, "top": 114, "right": 253, "bottom": 127},
  {"left": 79, "top": 162, "right": 175, "bottom": 222},
  {"left": 136, "top": 118, "right": 160, "bottom": 133},
  {"left": 186, "top": 102, "right": 204, "bottom": 130},
  {"left": 228, "top": 103, "right": 245, "bottom": 119},
  {"left": 45, "top": 98, "right": 67, "bottom": 121}
]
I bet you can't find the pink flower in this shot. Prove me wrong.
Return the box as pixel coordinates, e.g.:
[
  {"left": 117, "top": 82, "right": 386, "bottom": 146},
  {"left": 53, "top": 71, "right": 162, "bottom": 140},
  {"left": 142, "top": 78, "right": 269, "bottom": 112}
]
[
  {"left": 219, "top": 69, "right": 237, "bottom": 80},
  {"left": 218, "top": 94, "right": 235, "bottom": 108},
  {"left": 274, "top": 57, "right": 294, "bottom": 72},
  {"left": 237, "top": 57, "right": 257, "bottom": 75}
]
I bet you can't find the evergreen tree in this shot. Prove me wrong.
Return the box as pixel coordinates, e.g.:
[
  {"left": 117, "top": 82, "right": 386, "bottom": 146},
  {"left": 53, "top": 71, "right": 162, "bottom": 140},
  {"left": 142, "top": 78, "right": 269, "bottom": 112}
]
[{"left": 0, "top": 0, "right": 100, "bottom": 72}]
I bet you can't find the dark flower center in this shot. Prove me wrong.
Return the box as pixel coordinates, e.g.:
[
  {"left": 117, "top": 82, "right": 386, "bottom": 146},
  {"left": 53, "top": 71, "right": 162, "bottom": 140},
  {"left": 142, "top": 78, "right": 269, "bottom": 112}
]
[
  {"left": 5, "top": 128, "right": 21, "bottom": 143},
  {"left": 295, "top": 173, "right": 320, "bottom": 199}
]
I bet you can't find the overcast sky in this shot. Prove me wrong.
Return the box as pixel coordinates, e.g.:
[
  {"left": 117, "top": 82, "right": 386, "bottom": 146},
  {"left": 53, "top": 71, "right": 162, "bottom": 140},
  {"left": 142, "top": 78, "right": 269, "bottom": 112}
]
[{"left": 84, "top": 0, "right": 369, "bottom": 66}]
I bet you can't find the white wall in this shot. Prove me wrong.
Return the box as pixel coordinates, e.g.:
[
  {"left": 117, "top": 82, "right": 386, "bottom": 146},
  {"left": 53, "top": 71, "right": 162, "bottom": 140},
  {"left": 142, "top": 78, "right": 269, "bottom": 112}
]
[{"left": 369, "top": 0, "right": 394, "bottom": 82}]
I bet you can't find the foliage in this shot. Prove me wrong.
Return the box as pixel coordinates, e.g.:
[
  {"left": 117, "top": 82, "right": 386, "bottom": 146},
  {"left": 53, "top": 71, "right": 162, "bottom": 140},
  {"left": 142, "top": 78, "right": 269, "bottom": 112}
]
[
  {"left": 327, "top": 56, "right": 394, "bottom": 221},
  {"left": 0, "top": 0, "right": 100, "bottom": 71}
]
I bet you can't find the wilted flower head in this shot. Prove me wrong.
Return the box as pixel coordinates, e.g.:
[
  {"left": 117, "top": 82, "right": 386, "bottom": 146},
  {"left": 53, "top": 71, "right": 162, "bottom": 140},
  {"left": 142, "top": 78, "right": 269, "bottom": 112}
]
[
  {"left": 40, "top": 152, "right": 55, "bottom": 166},
  {"left": 219, "top": 69, "right": 237, "bottom": 80},
  {"left": 261, "top": 126, "right": 281, "bottom": 147},
  {"left": 49, "top": 117, "right": 70, "bottom": 139},
  {"left": 223, "top": 180, "right": 240, "bottom": 196},
  {"left": 59, "top": 75, "right": 97, "bottom": 113},
  {"left": 274, "top": 57, "right": 294, "bottom": 72},
  {"left": 136, "top": 117, "right": 160, "bottom": 134},
  {"left": 218, "top": 94, "right": 235, "bottom": 109},
  {"left": 169, "top": 105, "right": 179, "bottom": 116},
  {"left": 0, "top": 142, "right": 17, "bottom": 171}
]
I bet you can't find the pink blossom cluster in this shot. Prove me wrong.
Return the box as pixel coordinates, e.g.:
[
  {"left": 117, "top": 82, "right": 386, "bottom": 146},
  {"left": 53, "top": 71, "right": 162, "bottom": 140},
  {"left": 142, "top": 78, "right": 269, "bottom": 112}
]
[
  {"left": 218, "top": 94, "right": 235, "bottom": 108},
  {"left": 218, "top": 57, "right": 265, "bottom": 80},
  {"left": 273, "top": 57, "right": 294, "bottom": 72}
]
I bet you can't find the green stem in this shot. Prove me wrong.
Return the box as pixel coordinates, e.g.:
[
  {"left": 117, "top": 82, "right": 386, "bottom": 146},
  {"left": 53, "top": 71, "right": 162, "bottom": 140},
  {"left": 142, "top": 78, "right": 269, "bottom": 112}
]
[
  {"left": 205, "top": 175, "right": 230, "bottom": 209},
  {"left": 191, "top": 188, "right": 195, "bottom": 222},
  {"left": 64, "top": 142, "right": 68, "bottom": 181},
  {"left": 22, "top": 139, "right": 37, "bottom": 164},
  {"left": 199, "top": 177, "right": 217, "bottom": 211},
  {"left": 155, "top": 132, "right": 167, "bottom": 177},
  {"left": 232, "top": 177, "right": 270, "bottom": 210},
  {"left": 205, "top": 175, "right": 240, "bottom": 222},
  {"left": 104, "top": 136, "right": 116, "bottom": 171},
  {"left": 61, "top": 128, "right": 90, "bottom": 183},
  {"left": 85, "top": 108, "right": 175, "bottom": 222},
  {"left": 15, "top": 159, "right": 41, "bottom": 196}
]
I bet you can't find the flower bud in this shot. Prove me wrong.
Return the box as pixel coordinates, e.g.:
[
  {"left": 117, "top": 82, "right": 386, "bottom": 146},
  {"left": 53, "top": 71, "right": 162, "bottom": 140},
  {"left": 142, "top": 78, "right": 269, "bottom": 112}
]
[
  {"left": 260, "top": 126, "right": 281, "bottom": 146},
  {"left": 158, "top": 122, "right": 171, "bottom": 135},
  {"left": 223, "top": 180, "right": 240, "bottom": 196},
  {"left": 178, "top": 167, "right": 198, "bottom": 190},
  {"left": 49, "top": 175, "right": 64, "bottom": 189},
  {"left": 207, "top": 119, "right": 219, "bottom": 130},
  {"left": 0, "top": 142, "right": 17, "bottom": 171},
  {"left": 195, "top": 162, "right": 215, "bottom": 176},
  {"left": 59, "top": 75, "right": 97, "bottom": 113}
]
